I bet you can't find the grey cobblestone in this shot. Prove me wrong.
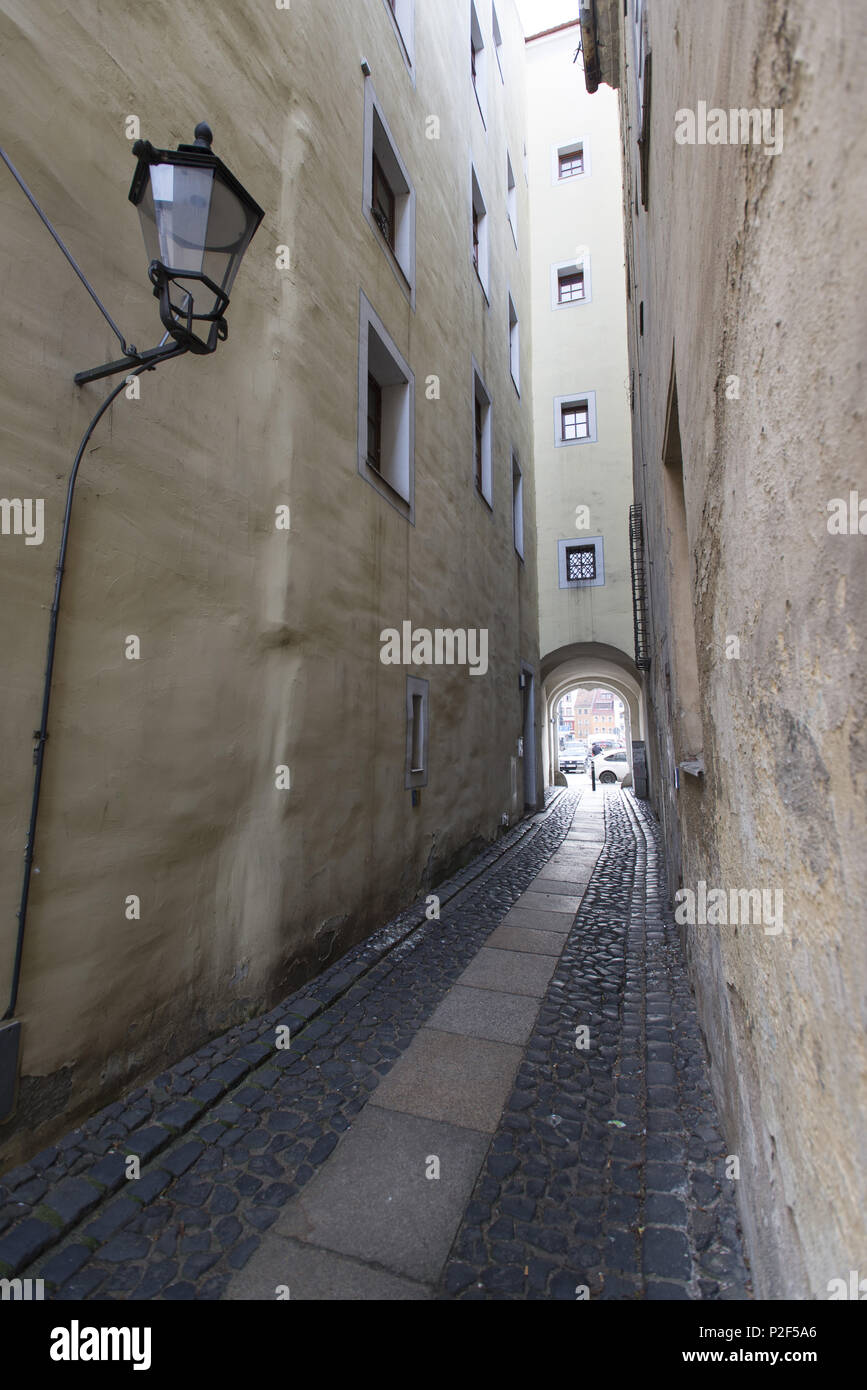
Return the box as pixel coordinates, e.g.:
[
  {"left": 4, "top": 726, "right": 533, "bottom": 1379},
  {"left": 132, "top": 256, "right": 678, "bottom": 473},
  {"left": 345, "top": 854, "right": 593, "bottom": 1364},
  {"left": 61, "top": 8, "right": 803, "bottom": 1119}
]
[
  {"left": 1, "top": 788, "right": 749, "bottom": 1299},
  {"left": 438, "top": 789, "right": 752, "bottom": 1301}
]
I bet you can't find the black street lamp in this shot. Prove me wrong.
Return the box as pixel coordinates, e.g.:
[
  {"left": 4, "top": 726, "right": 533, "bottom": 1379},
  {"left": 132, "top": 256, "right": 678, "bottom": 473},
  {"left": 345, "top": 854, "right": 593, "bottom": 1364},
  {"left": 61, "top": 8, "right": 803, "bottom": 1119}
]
[
  {"left": 77, "top": 122, "right": 263, "bottom": 381},
  {"left": 0, "top": 125, "right": 263, "bottom": 1121}
]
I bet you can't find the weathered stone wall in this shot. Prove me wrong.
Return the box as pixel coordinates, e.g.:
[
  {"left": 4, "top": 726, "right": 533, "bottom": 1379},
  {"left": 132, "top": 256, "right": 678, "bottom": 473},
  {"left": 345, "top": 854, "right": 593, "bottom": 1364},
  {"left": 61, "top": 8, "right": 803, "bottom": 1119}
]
[
  {"left": 0, "top": 0, "right": 539, "bottom": 1165},
  {"left": 612, "top": 0, "right": 867, "bottom": 1297}
]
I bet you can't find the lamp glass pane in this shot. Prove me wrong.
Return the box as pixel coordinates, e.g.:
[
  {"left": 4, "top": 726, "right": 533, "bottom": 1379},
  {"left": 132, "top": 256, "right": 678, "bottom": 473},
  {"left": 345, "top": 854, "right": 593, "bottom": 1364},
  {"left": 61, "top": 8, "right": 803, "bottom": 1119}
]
[{"left": 150, "top": 162, "right": 214, "bottom": 274}]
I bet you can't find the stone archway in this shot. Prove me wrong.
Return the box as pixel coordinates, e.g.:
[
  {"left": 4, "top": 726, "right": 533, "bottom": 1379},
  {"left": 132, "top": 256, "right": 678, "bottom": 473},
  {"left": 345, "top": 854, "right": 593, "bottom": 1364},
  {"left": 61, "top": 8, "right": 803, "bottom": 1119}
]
[{"left": 541, "top": 642, "right": 648, "bottom": 789}]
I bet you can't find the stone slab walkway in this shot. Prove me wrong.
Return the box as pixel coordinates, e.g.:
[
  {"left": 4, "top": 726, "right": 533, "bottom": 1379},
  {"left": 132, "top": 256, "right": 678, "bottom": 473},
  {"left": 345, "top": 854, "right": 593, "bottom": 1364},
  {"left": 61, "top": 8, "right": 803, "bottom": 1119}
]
[{"left": 0, "top": 788, "right": 752, "bottom": 1300}]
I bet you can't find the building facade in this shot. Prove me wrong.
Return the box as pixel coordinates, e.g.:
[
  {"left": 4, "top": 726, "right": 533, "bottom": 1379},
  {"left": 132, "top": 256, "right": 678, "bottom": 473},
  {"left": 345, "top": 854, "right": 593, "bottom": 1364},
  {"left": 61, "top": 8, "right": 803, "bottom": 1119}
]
[
  {"left": 582, "top": 0, "right": 867, "bottom": 1299},
  {"left": 525, "top": 20, "right": 643, "bottom": 789},
  {"left": 0, "top": 0, "right": 540, "bottom": 1163}
]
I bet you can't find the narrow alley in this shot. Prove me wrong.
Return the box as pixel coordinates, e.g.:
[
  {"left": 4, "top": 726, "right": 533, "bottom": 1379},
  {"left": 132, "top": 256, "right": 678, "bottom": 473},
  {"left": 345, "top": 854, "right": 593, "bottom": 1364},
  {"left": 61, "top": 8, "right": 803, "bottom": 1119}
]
[{"left": 0, "top": 787, "right": 749, "bottom": 1301}]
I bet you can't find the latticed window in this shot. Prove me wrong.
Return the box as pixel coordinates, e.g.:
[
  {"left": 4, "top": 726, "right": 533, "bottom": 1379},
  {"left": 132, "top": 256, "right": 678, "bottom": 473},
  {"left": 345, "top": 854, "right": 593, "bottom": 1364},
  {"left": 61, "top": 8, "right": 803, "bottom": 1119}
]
[
  {"left": 367, "top": 374, "right": 383, "bottom": 471},
  {"left": 561, "top": 401, "right": 589, "bottom": 440},
  {"left": 558, "top": 270, "right": 585, "bottom": 303},
  {"left": 372, "top": 153, "right": 395, "bottom": 248},
  {"left": 566, "top": 544, "right": 597, "bottom": 581},
  {"left": 559, "top": 148, "right": 584, "bottom": 178}
]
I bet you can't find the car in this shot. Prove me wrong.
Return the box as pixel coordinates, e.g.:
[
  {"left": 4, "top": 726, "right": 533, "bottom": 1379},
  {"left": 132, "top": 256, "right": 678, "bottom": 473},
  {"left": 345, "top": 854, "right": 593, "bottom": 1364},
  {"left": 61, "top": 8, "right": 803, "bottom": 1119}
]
[
  {"left": 593, "top": 749, "right": 630, "bottom": 784},
  {"left": 560, "top": 743, "right": 589, "bottom": 773}
]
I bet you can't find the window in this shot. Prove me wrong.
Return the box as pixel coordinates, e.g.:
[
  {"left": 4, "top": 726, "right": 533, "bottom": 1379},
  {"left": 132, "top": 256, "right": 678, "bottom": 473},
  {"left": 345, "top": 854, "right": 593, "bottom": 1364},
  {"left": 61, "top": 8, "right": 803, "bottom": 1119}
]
[
  {"left": 405, "top": 676, "right": 429, "bottom": 789},
  {"left": 372, "top": 153, "right": 395, "bottom": 248},
  {"left": 566, "top": 544, "right": 596, "bottom": 581},
  {"left": 559, "top": 148, "right": 584, "bottom": 178},
  {"left": 558, "top": 535, "right": 604, "bottom": 588},
  {"left": 470, "top": 165, "right": 490, "bottom": 297},
  {"left": 555, "top": 391, "right": 597, "bottom": 446},
  {"left": 508, "top": 293, "right": 520, "bottom": 393},
  {"left": 552, "top": 257, "right": 591, "bottom": 309},
  {"left": 492, "top": 3, "right": 504, "bottom": 81},
  {"left": 561, "top": 402, "right": 588, "bottom": 440},
  {"left": 559, "top": 269, "right": 584, "bottom": 302},
  {"left": 472, "top": 360, "right": 493, "bottom": 507},
  {"left": 512, "top": 451, "right": 524, "bottom": 559},
  {"left": 381, "top": 0, "right": 414, "bottom": 76},
  {"left": 470, "top": 1, "right": 487, "bottom": 125},
  {"left": 358, "top": 292, "right": 415, "bottom": 521},
  {"left": 363, "top": 84, "right": 416, "bottom": 305},
  {"left": 506, "top": 152, "right": 517, "bottom": 247},
  {"left": 552, "top": 136, "right": 591, "bottom": 183},
  {"left": 367, "top": 373, "right": 383, "bottom": 470}
]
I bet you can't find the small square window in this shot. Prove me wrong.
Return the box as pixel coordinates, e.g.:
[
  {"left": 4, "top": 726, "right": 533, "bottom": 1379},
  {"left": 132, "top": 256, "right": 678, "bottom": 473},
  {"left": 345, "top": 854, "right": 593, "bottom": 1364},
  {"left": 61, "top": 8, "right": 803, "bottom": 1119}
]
[
  {"left": 381, "top": 0, "right": 414, "bottom": 75},
  {"left": 552, "top": 136, "right": 590, "bottom": 183},
  {"left": 559, "top": 148, "right": 584, "bottom": 178},
  {"left": 558, "top": 535, "right": 604, "bottom": 588},
  {"left": 512, "top": 452, "right": 524, "bottom": 559},
  {"left": 552, "top": 258, "right": 591, "bottom": 309},
  {"left": 492, "top": 3, "right": 504, "bottom": 82},
  {"left": 558, "top": 269, "right": 584, "bottom": 302},
  {"left": 561, "top": 401, "right": 589, "bottom": 440},
  {"left": 555, "top": 391, "right": 597, "bottom": 446},
  {"left": 566, "top": 544, "right": 596, "bottom": 581}
]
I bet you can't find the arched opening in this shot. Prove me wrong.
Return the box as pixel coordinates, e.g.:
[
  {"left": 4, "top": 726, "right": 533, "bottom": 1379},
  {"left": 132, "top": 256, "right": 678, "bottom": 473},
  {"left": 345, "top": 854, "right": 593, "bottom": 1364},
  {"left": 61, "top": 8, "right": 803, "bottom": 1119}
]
[{"left": 540, "top": 642, "right": 648, "bottom": 792}]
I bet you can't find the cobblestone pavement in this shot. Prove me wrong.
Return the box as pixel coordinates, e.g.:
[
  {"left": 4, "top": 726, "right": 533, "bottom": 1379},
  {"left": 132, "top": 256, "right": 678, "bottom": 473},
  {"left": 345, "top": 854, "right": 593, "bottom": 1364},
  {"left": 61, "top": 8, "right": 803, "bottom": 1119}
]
[{"left": 0, "top": 788, "right": 751, "bottom": 1300}]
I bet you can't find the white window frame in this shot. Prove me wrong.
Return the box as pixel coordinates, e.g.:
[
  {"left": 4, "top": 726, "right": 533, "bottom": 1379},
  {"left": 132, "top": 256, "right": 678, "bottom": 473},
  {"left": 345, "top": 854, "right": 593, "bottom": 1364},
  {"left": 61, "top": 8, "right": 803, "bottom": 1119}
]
[
  {"left": 508, "top": 292, "right": 520, "bottom": 394},
  {"left": 552, "top": 135, "right": 591, "bottom": 184},
  {"left": 506, "top": 151, "right": 518, "bottom": 248},
  {"left": 551, "top": 255, "right": 592, "bottom": 310},
  {"left": 472, "top": 358, "right": 493, "bottom": 509},
  {"left": 558, "top": 535, "right": 605, "bottom": 588},
  {"left": 381, "top": 0, "right": 415, "bottom": 78},
  {"left": 470, "top": 1, "right": 487, "bottom": 127},
  {"left": 358, "top": 291, "right": 415, "bottom": 522},
  {"left": 512, "top": 450, "right": 524, "bottom": 560},
  {"left": 470, "top": 162, "right": 490, "bottom": 300},
  {"left": 363, "top": 82, "right": 416, "bottom": 307},
  {"left": 492, "top": 2, "right": 504, "bottom": 82},
  {"left": 405, "top": 675, "right": 429, "bottom": 789},
  {"left": 554, "top": 390, "right": 598, "bottom": 447}
]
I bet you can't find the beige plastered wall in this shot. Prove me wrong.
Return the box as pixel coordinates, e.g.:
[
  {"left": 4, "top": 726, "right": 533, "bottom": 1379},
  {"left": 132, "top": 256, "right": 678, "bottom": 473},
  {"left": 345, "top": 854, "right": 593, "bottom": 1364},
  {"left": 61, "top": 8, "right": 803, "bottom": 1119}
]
[
  {"left": 616, "top": 0, "right": 867, "bottom": 1298},
  {"left": 0, "top": 0, "right": 539, "bottom": 1165}
]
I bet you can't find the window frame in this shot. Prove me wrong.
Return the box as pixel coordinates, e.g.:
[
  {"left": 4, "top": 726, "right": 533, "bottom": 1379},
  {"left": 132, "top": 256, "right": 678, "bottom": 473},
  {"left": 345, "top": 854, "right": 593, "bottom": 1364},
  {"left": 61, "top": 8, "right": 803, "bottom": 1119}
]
[
  {"left": 551, "top": 135, "right": 591, "bottom": 184},
  {"left": 380, "top": 0, "right": 415, "bottom": 80},
  {"left": 558, "top": 535, "right": 605, "bottom": 589},
  {"left": 405, "top": 675, "right": 429, "bottom": 789},
  {"left": 554, "top": 390, "right": 598, "bottom": 447},
  {"left": 470, "top": 1, "right": 487, "bottom": 127},
  {"left": 506, "top": 150, "right": 518, "bottom": 248},
  {"left": 363, "top": 82, "right": 417, "bottom": 307},
  {"left": 470, "top": 162, "right": 490, "bottom": 300},
  {"left": 472, "top": 358, "right": 493, "bottom": 509},
  {"left": 551, "top": 256, "right": 592, "bottom": 309},
  {"left": 358, "top": 291, "right": 415, "bottom": 523},
  {"left": 512, "top": 450, "right": 524, "bottom": 560},
  {"left": 508, "top": 292, "right": 520, "bottom": 395}
]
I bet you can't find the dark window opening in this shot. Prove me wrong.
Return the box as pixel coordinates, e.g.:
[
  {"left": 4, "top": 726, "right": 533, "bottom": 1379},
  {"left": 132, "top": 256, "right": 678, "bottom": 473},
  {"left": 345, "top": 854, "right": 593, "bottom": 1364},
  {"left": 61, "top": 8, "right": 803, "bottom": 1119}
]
[
  {"left": 372, "top": 152, "right": 395, "bottom": 248},
  {"left": 474, "top": 396, "right": 484, "bottom": 491},
  {"left": 367, "top": 374, "right": 383, "bottom": 472}
]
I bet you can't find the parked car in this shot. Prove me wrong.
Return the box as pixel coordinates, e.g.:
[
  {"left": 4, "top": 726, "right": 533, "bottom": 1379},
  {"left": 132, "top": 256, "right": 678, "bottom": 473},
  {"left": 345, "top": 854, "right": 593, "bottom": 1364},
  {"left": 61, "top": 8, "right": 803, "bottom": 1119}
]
[
  {"left": 560, "top": 742, "right": 589, "bottom": 773},
  {"left": 593, "top": 749, "right": 630, "bottom": 784}
]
